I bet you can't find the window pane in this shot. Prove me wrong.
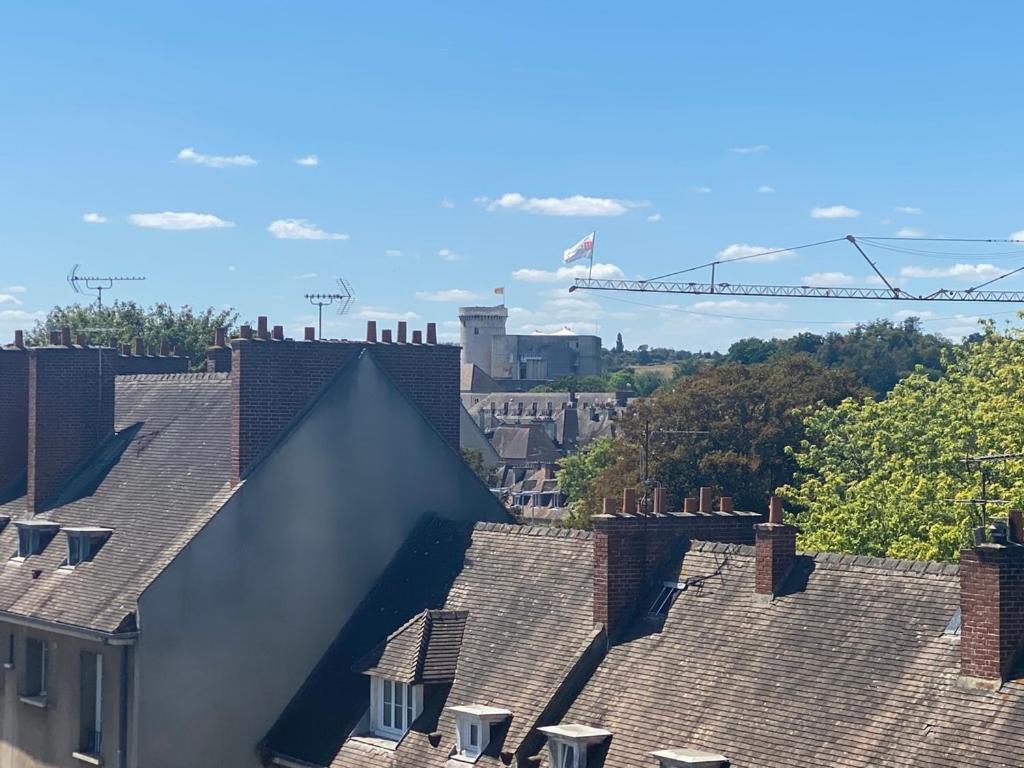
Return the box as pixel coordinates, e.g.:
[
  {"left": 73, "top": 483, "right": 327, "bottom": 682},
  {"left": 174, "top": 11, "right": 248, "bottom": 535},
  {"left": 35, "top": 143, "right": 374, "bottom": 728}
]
[
  {"left": 79, "top": 652, "right": 100, "bottom": 752},
  {"left": 382, "top": 681, "right": 393, "bottom": 728},
  {"left": 394, "top": 682, "right": 404, "bottom": 729},
  {"left": 405, "top": 688, "right": 413, "bottom": 731},
  {"left": 469, "top": 723, "right": 479, "bottom": 747}
]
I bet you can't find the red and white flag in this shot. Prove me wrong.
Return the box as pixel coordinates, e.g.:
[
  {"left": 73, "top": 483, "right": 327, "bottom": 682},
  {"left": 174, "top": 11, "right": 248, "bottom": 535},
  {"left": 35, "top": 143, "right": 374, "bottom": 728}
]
[
  {"left": 562, "top": 232, "right": 595, "bottom": 264},
  {"left": 494, "top": 286, "right": 505, "bottom": 295}
]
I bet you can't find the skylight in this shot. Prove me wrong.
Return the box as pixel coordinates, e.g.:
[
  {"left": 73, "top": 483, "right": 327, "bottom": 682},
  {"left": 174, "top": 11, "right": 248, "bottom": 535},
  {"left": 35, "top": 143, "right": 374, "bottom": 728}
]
[
  {"left": 944, "top": 607, "right": 962, "bottom": 636},
  {"left": 649, "top": 581, "right": 686, "bottom": 617}
]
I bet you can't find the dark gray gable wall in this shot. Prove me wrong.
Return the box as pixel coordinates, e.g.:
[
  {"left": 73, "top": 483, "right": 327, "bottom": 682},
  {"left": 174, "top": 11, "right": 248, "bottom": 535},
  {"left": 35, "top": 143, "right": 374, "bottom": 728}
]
[{"left": 133, "top": 352, "right": 508, "bottom": 768}]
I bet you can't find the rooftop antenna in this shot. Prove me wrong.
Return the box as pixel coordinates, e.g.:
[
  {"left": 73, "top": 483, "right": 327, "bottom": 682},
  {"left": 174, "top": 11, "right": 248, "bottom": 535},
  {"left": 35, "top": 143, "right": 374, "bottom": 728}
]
[
  {"left": 67, "top": 264, "right": 146, "bottom": 307},
  {"left": 947, "top": 452, "right": 1024, "bottom": 541},
  {"left": 637, "top": 411, "right": 708, "bottom": 514},
  {"left": 304, "top": 278, "right": 355, "bottom": 340}
]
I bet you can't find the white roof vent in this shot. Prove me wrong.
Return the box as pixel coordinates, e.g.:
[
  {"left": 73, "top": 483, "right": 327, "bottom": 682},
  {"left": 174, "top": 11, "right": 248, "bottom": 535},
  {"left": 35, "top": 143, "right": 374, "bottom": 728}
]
[{"left": 651, "top": 747, "right": 730, "bottom": 767}]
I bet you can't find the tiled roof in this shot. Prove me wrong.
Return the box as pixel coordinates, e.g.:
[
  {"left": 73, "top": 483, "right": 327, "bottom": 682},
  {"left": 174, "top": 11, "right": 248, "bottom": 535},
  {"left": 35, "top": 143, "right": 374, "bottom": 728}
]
[
  {"left": 489, "top": 425, "right": 561, "bottom": 463},
  {"left": 269, "top": 521, "right": 597, "bottom": 768},
  {"left": 0, "top": 373, "right": 233, "bottom": 633},
  {"left": 552, "top": 540, "right": 1024, "bottom": 768},
  {"left": 353, "top": 609, "right": 468, "bottom": 684}
]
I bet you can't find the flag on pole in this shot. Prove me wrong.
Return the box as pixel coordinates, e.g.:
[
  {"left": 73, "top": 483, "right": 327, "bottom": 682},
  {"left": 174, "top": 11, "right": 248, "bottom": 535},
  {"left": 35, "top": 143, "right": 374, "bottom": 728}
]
[
  {"left": 494, "top": 286, "right": 505, "bottom": 295},
  {"left": 562, "top": 232, "right": 596, "bottom": 264}
]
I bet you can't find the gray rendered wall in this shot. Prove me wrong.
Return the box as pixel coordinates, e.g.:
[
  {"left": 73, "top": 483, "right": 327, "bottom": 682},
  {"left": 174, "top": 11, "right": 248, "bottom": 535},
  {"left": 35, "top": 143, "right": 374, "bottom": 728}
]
[
  {"left": 458, "top": 307, "right": 507, "bottom": 376},
  {"left": 133, "top": 354, "right": 507, "bottom": 768},
  {"left": 491, "top": 335, "right": 603, "bottom": 380}
]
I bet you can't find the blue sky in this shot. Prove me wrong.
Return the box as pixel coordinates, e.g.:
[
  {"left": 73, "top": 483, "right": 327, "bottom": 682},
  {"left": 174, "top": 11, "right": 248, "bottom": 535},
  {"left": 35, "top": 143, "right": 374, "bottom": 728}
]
[{"left": 2, "top": 2, "right": 1024, "bottom": 351}]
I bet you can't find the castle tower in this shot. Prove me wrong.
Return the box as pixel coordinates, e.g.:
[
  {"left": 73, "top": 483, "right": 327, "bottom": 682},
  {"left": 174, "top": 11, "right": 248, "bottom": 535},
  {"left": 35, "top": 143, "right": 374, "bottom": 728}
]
[{"left": 458, "top": 305, "right": 508, "bottom": 376}]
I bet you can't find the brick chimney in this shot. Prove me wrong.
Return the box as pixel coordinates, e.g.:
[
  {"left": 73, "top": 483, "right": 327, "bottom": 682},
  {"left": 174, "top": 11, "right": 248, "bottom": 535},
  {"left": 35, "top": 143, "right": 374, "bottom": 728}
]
[
  {"left": 207, "top": 327, "right": 232, "bottom": 373},
  {"left": 231, "top": 318, "right": 460, "bottom": 483},
  {"left": 959, "top": 540, "right": 1024, "bottom": 688},
  {"left": 0, "top": 334, "right": 29, "bottom": 493},
  {"left": 754, "top": 495, "right": 798, "bottom": 599},
  {"left": 28, "top": 332, "right": 116, "bottom": 512},
  {"left": 593, "top": 485, "right": 765, "bottom": 636}
]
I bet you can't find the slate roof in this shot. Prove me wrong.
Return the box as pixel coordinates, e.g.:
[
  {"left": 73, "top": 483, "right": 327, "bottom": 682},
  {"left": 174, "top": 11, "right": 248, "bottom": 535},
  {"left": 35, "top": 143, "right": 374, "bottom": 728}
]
[
  {"left": 0, "top": 373, "right": 233, "bottom": 633},
  {"left": 552, "top": 541, "right": 1024, "bottom": 768},
  {"left": 268, "top": 522, "right": 599, "bottom": 768},
  {"left": 353, "top": 609, "right": 468, "bottom": 684},
  {"left": 460, "top": 364, "right": 501, "bottom": 394},
  {"left": 489, "top": 425, "right": 561, "bottom": 464}
]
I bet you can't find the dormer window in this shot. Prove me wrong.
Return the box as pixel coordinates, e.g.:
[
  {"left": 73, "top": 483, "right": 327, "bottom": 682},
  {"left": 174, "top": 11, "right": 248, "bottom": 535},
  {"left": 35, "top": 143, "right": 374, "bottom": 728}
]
[
  {"left": 64, "top": 528, "right": 112, "bottom": 567},
  {"left": 448, "top": 705, "right": 511, "bottom": 761},
  {"left": 14, "top": 521, "right": 59, "bottom": 559},
  {"left": 538, "top": 724, "right": 612, "bottom": 768},
  {"left": 370, "top": 676, "right": 422, "bottom": 740},
  {"left": 650, "top": 748, "right": 730, "bottom": 767}
]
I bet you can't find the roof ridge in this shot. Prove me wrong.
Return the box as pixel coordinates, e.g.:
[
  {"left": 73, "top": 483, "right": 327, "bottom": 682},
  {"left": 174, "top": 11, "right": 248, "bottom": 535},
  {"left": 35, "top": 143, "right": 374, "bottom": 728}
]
[
  {"left": 472, "top": 521, "right": 593, "bottom": 540},
  {"left": 115, "top": 372, "right": 229, "bottom": 382}
]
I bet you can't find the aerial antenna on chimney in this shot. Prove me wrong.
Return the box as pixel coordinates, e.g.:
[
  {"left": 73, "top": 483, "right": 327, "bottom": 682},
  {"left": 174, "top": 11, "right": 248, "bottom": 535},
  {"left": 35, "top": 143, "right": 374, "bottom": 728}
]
[
  {"left": 67, "top": 264, "right": 146, "bottom": 307},
  {"left": 304, "top": 278, "right": 355, "bottom": 340},
  {"left": 947, "top": 452, "right": 1024, "bottom": 542}
]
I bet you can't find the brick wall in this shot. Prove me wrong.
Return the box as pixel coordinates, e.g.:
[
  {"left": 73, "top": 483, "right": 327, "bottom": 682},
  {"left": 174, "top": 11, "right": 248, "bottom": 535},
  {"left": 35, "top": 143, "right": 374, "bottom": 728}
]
[
  {"left": 754, "top": 523, "right": 798, "bottom": 596},
  {"left": 207, "top": 346, "right": 232, "bottom": 373},
  {"left": 960, "top": 543, "right": 1024, "bottom": 683},
  {"left": 0, "top": 347, "right": 29, "bottom": 492},
  {"left": 592, "top": 509, "right": 763, "bottom": 635},
  {"left": 231, "top": 331, "right": 460, "bottom": 482},
  {"left": 27, "top": 346, "right": 116, "bottom": 512},
  {"left": 114, "top": 353, "right": 189, "bottom": 375}
]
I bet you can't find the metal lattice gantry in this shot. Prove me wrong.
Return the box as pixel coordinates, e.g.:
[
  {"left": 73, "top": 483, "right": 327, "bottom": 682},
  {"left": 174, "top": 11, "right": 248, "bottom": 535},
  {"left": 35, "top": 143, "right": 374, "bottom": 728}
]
[{"left": 569, "top": 235, "right": 1024, "bottom": 303}]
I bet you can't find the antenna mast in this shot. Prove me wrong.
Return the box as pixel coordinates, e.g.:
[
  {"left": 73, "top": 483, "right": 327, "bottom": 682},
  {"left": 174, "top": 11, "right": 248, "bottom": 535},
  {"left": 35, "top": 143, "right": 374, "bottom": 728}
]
[
  {"left": 304, "top": 278, "right": 355, "bottom": 340},
  {"left": 67, "top": 264, "right": 146, "bottom": 307}
]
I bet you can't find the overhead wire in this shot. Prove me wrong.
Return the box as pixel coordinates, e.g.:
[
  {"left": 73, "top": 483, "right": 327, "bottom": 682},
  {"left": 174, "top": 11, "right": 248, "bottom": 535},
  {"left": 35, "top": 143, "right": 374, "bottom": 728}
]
[{"left": 642, "top": 237, "right": 848, "bottom": 282}]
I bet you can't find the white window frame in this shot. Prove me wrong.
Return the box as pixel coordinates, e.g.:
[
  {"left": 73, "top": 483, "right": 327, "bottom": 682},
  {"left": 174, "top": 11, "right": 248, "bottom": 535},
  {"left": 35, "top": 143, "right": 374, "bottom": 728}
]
[
  {"left": 549, "top": 738, "right": 583, "bottom": 768},
  {"left": 370, "top": 676, "right": 422, "bottom": 741},
  {"left": 455, "top": 715, "right": 485, "bottom": 758}
]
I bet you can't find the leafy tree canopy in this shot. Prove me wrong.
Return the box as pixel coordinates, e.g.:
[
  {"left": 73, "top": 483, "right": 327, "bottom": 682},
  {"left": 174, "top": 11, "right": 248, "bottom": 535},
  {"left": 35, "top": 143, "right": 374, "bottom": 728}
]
[
  {"left": 28, "top": 301, "right": 238, "bottom": 372},
  {"left": 781, "top": 325, "right": 1024, "bottom": 562},
  {"left": 576, "top": 355, "right": 865, "bottom": 526},
  {"left": 556, "top": 436, "right": 619, "bottom": 528}
]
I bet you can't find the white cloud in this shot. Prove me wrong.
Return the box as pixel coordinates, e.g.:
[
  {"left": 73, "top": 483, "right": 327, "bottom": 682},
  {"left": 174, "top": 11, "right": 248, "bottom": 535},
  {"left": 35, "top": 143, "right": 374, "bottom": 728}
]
[
  {"left": 689, "top": 186, "right": 712, "bottom": 194},
  {"left": 717, "top": 243, "right": 795, "bottom": 263},
  {"left": 227, "top": 265, "right": 237, "bottom": 272},
  {"left": 895, "top": 206, "right": 923, "bottom": 214},
  {"left": 439, "top": 248, "right": 462, "bottom": 262},
  {"left": 512, "top": 262, "right": 625, "bottom": 283},
  {"left": 82, "top": 212, "right": 107, "bottom": 224},
  {"left": 810, "top": 205, "right": 861, "bottom": 219},
  {"left": 267, "top": 218, "right": 349, "bottom": 240},
  {"left": 730, "top": 145, "right": 769, "bottom": 154},
  {"left": 441, "top": 197, "right": 455, "bottom": 209},
  {"left": 647, "top": 213, "right": 662, "bottom": 222},
  {"left": 129, "top": 212, "right": 235, "bottom": 230},
  {"left": 295, "top": 154, "right": 319, "bottom": 167},
  {"left": 896, "top": 227, "right": 925, "bottom": 238},
  {"left": 415, "top": 288, "right": 481, "bottom": 302},
  {"left": 1011, "top": 229, "right": 1024, "bottom": 241},
  {"left": 292, "top": 272, "right": 318, "bottom": 279},
  {"left": 757, "top": 185, "right": 775, "bottom": 194},
  {"left": 355, "top": 307, "right": 421, "bottom": 321},
  {"left": 0, "top": 294, "right": 23, "bottom": 306},
  {"left": 894, "top": 309, "right": 934, "bottom": 320},
  {"left": 692, "top": 299, "right": 789, "bottom": 314},
  {"left": 482, "top": 192, "right": 645, "bottom": 217},
  {"left": 801, "top": 271, "right": 855, "bottom": 285},
  {"left": 385, "top": 249, "right": 405, "bottom": 257},
  {"left": 177, "top": 147, "right": 257, "bottom": 168},
  {"left": 3, "top": 286, "right": 27, "bottom": 294},
  {"left": 900, "top": 263, "right": 1004, "bottom": 280}
]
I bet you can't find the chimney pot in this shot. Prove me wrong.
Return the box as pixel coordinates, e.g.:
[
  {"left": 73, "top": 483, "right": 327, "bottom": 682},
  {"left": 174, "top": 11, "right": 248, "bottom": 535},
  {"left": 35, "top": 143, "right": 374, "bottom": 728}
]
[
  {"left": 272, "top": 325, "right": 284, "bottom": 341},
  {"left": 683, "top": 496, "right": 698, "bottom": 513},
  {"left": 397, "top": 321, "right": 407, "bottom": 343},
  {"left": 13, "top": 330, "right": 24, "bottom": 348},
  {"left": 426, "top": 322, "right": 437, "bottom": 344},
  {"left": 173, "top": 344, "right": 183, "bottom": 357},
  {"left": 768, "top": 495, "right": 784, "bottom": 524},
  {"left": 257, "top": 316, "right": 269, "bottom": 339},
  {"left": 602, "top": 497, "right": 616, "bottom": 516},
  {"left": 133, "top": 337, "right": 144, "bottom": 356},
  {"left": 48, "top": 330, "right": 60, "bottom": 345},
  {"left": 76, "top": 333, "right": 87, "bottom": 347},
  {"left": 653, "top": 486, "right": 667, "bottom": 516},
  {"left": 412, "top": 329, "right": 423, "bottom": 344},
  {"left": 720, "top": 496, "right": 734, "bottom": 513},
  {"left": 214, "top": 327, "right": 226, "bottom": 347},
  {"left": 381, "top": 329, "right": 393, "bottom": 343},
  {"left": 304, "top": 327, "right": 315, "bottom": 341},
  {"left": 240, "top": 325, "right": 253, "bottom": 340},
  {"left": 366, "top": 320, "right": 377, "bottom": 343},
  {"left": 61, "top": 327, "right": 72, "bottom": 346},
  {"left": 1009, "top": 509, "right": 1023, "bottom": 544},
  {"left": 622, "top": 487, "right": 637, "bottom": 516},
  {"left": 159, "top": 340, "right": 170, "bottom": 356},
  {"left": 699, "top": 486, "right": 713, "bottom": 513}
]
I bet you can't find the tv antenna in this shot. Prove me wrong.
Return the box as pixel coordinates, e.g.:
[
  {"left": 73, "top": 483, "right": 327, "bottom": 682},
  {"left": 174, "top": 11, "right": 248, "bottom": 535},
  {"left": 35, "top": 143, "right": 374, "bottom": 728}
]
[
  {"left": 947, "top": 452, "right": 1024, "bottom": 540},
  {"left": 67, "top": 264, "right": 146, "bottom": 307},
  {"left": 569, "top": 235, "right": 1024, "bottom": 303},
  {"left": 305, "top": 278, "right": 355, "bottom": 340}
]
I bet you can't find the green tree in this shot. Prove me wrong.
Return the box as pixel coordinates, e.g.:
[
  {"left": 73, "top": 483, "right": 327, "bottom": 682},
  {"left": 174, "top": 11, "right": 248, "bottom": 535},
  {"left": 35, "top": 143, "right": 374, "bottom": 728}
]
[
  {"left": 614, "top": 332, "right": 624, "bottom": 353},
  {"left": 781, "top": 325, "right": 1024, "bottom": 562},
  {"left": 28, "top": 301, "right": 238, "bottom": 372},
  {"left": 591, "top": 355, "right": 865, "bottom": 514},
  {"left": 557, "top": 436, "right": 619, "bottom": 527}
]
